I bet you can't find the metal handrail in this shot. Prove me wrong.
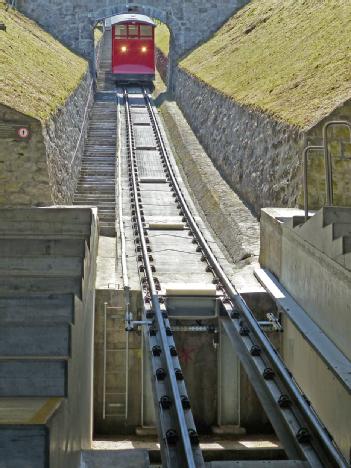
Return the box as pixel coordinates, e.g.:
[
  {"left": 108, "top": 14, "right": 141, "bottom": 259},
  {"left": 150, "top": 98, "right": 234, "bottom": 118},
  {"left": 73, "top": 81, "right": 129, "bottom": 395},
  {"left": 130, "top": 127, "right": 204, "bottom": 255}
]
[
  {"left": 303, "top": 120, "right": 351, "bottom": 222},
  {"left": 322, "top": 120, "right": 351, "bottom": 206},
  {"left": 303, "top": 145, "right": 324, "bottom": 221}
]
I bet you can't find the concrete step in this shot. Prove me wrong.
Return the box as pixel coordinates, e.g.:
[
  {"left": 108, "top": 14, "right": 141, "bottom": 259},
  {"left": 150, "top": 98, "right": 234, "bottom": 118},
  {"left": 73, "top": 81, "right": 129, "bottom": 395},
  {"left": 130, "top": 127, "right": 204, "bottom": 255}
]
[
  {"left": 99, "top": 223, "right": 116, "bottom": 237},
  {"left": 80, "top": 449, "right": 150, "bottom": 468},
  {"left": 76, "top": 187, "right": 115, "bottom": 194},
  {"left": 0, "top": 360, "right": 66, "bottom": 396},
  {"left": 323, "top": 206, "right": 351, "bottom": 225},
  {"left": 335, "top": 251, "right": 351, "bottom": 270},
  {"left": 0, "top": 276, "right": 82, "bottom": 297},
  {"left": 74, "top": 197, "right": 115, "bottom": 203},
  {"left": 79, "top": 175, "right": 115, "bottom": 181},
  {"left": 294, "top": 208, "right": 351, "bottom": 259},
  {"left": 0, "top": 256, "right": 83, "bottom": 278},
  {"left": 0, "top": 295, "right": 74, "bottom": 324},
  {"left": 98, "top": 213, "right": 115, "bottom": 220},
  {"left": 0, "top": 208, "right": 92, "bottom": 225},
  {"left": 0, "top": 221, "right": 91, "bottom": 239},
  {"left": 0, "top": 324, "right": 69, "bottom": 357},
  {"left": 333, "top": 223, "right": 351, "bottom": 238},
  {"left": 78, "top": 180, "right": 115, "bottom": 186},
  {"left": 0, "top": 238, "right": 85, "bottom": 257},
  {"left": 0, "top": 398, "right": 63, "bottom": 468}
]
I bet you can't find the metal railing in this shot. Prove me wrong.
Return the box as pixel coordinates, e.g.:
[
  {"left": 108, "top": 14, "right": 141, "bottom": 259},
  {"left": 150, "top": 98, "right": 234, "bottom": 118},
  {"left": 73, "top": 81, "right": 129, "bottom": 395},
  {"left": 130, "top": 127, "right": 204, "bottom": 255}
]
[{"left": 303, "top": 120, "right": 351, "bottom": 221}]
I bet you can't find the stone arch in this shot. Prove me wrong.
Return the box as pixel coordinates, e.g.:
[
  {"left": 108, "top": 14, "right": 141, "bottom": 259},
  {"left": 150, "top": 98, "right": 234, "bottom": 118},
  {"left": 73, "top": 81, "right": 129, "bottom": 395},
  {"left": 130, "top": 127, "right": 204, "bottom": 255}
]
[{"left": 15, "top": 0, "right": 250, "bottom": 69}]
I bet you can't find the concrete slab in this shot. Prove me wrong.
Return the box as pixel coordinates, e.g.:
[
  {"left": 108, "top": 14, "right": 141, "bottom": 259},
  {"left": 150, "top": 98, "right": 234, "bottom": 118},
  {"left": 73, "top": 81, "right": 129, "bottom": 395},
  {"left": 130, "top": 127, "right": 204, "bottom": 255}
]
[
  {"left": 96, "top": 236, "right": 117, "bottom": 290},
  {"left": 81, "top": 449, "right": 149, "bottom": 468},
  {"left": 207, "top": 462, "right": 308, "bottom": 467}
]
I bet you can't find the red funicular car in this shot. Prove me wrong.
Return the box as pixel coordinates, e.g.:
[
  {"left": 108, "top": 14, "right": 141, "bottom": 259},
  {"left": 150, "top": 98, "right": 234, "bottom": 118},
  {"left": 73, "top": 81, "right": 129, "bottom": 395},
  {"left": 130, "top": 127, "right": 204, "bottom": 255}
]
[{"left": 110, "top": 13, "right": 156, "bottom": 82}]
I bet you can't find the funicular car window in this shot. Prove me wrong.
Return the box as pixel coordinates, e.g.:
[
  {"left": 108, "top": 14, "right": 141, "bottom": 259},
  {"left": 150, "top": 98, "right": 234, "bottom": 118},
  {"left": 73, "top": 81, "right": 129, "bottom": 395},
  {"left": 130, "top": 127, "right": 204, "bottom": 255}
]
[
  {"left": 116, "top": 25, "right": 127, "bottom": 37},
  {"left": 128, "top": 25, "right": 138, "bottom": 37},
  {"left": 140, "top": 25, "right": 152, "bottom": 37}
]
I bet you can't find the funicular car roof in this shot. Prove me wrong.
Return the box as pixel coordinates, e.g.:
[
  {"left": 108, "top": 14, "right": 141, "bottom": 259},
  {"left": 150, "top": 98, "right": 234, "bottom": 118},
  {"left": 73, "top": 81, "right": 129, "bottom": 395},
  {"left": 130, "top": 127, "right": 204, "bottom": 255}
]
[{"left": 110, "top": 14, "right": 155, "bottom": 27}]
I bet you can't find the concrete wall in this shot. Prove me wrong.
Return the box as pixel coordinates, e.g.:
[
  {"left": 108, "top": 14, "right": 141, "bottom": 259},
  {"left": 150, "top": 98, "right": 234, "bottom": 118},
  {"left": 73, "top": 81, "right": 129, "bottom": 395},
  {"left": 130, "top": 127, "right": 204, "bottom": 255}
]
[
  {"left": 0, "top": 71, "right": 93, "bottom": 207},
  {"left": 15, "top": 0, "right": 250, "bottom": 61},
  {"left": 49, "top": 211, "right": 98, "bottom": 467},
  {"left": 173, "top": 67, "right": 305, "bottom": 215},
  {"left": 260, "top": 209, "right": 351, "bottom": 460}
]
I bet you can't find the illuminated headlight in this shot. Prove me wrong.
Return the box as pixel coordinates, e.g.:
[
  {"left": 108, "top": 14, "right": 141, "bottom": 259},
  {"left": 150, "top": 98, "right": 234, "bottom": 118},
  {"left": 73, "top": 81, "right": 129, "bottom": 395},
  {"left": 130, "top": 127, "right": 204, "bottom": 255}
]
[
  {"left": 121, "top": 46, "right": 127, "bottom": 52},
  {"left": 141, "top": 46, "right": 147, "bottom": 53}
]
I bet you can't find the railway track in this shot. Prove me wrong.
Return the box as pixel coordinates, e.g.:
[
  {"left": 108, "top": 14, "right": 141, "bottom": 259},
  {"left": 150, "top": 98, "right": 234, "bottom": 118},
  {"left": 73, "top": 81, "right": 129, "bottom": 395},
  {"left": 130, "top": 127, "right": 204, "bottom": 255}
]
[{"left": 120, "top": 86, "right": 347, "bottom": 468}]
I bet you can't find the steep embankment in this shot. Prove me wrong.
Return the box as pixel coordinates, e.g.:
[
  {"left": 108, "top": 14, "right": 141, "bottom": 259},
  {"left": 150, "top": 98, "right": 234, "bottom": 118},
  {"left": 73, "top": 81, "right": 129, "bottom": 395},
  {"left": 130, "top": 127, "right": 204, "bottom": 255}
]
[
  {"left": 0, "top": 1, "right": 88, "bottom": 121},
  {"left": 180, "top": 0, "right": 351, "bottom": 130}
]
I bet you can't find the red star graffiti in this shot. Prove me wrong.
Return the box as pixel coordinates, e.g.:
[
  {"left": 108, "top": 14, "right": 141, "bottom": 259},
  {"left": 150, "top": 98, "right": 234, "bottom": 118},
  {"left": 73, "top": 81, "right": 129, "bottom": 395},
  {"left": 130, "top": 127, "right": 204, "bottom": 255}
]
[{"left": 178, "top": 347, "right": 196, "bottom": 365}]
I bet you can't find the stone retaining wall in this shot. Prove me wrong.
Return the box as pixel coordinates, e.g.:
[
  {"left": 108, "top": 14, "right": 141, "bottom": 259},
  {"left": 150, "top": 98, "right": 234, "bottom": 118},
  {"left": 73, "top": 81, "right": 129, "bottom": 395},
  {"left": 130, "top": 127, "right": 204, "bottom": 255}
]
[
  {"left": 156, "top": 48, "right": 168, "bottom": 84},
  {"left": 0, "top": 70, "right": 93, "bottom": 207},
  {"left": 173, "top": 67, "right": 351, "bottom": 214},
  {"left": 0, "top": 105, "right": 51, "bottom": 206},
  {"left": 173, "top": 67, "right": 305, "bottom": 215},
  {"left": 43, "top": 70, "right": 93, "bottom": 204}
]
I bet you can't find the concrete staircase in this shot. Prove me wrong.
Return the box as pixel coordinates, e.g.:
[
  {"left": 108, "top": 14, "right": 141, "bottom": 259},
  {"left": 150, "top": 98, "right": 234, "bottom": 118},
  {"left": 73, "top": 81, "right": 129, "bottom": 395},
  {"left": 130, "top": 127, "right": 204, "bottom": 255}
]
[
  {"left": 0, "top": 207, "right": 98, "bottom": 467},
  {"left": 74, "top": 30, "right": 117, "bottom": 238},
  {"left": 74, "top": 100, "right": 117, "bottom": 237},
  {"left": 290, "top": 207, "right": 351, "bottom": 269}
]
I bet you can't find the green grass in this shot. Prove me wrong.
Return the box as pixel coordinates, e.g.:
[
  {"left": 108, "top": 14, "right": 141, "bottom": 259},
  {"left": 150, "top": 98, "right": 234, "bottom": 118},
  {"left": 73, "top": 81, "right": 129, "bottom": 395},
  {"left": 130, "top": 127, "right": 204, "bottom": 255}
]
[
  {"left": 0, "top": 2, "right": 88, "bottom": 122},
  {"left": 180, "top": 0, "right": 351, "bottom": 129},
  {"left": 155, "top": 23, "right": 170, "bottom": 56}
]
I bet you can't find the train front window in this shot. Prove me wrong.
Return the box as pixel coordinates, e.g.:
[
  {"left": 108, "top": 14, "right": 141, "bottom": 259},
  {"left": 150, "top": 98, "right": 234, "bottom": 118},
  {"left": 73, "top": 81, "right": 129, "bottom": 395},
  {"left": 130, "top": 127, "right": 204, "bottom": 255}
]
[
  {"left": 115, "top": 25, "right": 127, "bottom": 37},
  {"left": 140, "top": 25, "right": 152, "bottom": 37},
  {"left": 128, "top": 25, "right": 138, "bottom": 38}
]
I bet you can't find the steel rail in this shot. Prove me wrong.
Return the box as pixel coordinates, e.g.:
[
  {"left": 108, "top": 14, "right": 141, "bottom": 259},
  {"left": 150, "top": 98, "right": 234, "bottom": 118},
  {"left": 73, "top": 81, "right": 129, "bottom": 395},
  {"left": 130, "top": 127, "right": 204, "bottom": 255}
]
[
  {"left": 142, "top": 88, "right": 347, "bottom": 468},
  {"left": 117, "top": 92, "right": 130, "bottom": 418},
  {"left": 123, "top": 88, "right": 203, "bottom": 468}
]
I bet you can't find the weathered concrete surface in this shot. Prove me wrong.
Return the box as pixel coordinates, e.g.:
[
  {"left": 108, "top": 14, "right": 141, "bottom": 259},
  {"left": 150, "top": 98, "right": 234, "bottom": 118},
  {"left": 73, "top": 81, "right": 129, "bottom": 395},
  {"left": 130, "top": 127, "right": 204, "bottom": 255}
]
[
  {"left": 80, "top": 449, "right": 149, "bottom": 468},
  {"left": 0, "top": 71, "right": 93, "bottom": 206},
  {"left": 259, "top": 208, "right": 351, "bottom": 460},
  {"left": 15, "top": 0, "right": 250, "bottom": 62},
  {"left": 0, "top": 207, "right": 98, "bottom": 468}
]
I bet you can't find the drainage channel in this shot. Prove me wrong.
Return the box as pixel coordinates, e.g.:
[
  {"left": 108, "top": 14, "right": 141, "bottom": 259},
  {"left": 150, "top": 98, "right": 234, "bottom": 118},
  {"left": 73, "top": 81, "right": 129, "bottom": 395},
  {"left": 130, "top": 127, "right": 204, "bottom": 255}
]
[{"left": 120, "top": 86, "right": 347, "bottom": 468}]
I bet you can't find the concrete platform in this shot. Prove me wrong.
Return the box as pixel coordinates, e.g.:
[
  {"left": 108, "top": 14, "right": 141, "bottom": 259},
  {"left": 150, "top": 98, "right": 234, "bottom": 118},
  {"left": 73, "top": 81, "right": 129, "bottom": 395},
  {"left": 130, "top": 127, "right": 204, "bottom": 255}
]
[{"left": 80, "top": 449, "right": 149, "bottom": 468}]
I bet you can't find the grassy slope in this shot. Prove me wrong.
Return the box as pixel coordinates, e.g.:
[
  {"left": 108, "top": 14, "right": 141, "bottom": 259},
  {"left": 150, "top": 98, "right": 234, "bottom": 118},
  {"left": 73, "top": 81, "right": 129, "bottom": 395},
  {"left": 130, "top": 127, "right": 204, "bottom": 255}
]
[
  {"left": 180, "top": 0, "right": 351, "bottom": 129},
  {"left": 155, "top": 23, "right": 170, "bottom": 56},
  {"left": 0, "top": 2, "right": 88, "bottom": 122}
]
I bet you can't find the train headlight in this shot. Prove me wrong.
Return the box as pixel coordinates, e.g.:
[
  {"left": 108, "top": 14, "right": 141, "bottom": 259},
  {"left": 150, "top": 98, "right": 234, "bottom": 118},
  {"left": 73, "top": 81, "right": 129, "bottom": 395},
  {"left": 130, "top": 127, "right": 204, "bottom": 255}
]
[
  {"left": 141, "top": 46, "right": 147, "bottom": 53},
  {"left": 121, "top": 46, "right": 127, "bottom": 52}
]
